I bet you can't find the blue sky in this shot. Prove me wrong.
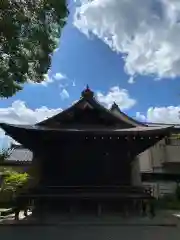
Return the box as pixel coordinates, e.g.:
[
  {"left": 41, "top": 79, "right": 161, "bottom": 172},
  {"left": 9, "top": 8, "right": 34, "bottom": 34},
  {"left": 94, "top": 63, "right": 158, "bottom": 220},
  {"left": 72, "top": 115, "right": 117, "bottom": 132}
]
[{"left": 1, "top": 0, "right": 180, "bottom": 146}]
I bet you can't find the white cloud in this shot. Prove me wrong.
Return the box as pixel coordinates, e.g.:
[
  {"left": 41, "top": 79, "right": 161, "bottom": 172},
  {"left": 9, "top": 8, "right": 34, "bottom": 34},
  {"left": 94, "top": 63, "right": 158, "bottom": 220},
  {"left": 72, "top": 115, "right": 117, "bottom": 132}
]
[
  {"left": 72, "top": 81, "right": 76, "bottom": 87},
  {"left": 136, "top": 106, "right": 180, "bottom": 124},
  {"left": 0, "top": 101, "right": 62, "bottom": 144},
  {"left": 60, "top": 89, "right": 70, "bottom": 99},
  {"left": 128, "top": 76, "right": 135, "bottom": 84},
  {"left": 72, "top": 100, "right": 78, "bottom": 105},
  {"left": 74, "top": 0, "right": 180, "bottom": 80},
  {"left": 59, "top": 83, "right": 69, "bottom": 89},
  {"left": 96, "top": 86, "right": 136, "bottom": 110},
  {"left": 53, "top": 72, "right": 67, "bottom": 81},
  {"left": 31, "top": 71, "right": 67, "bottom": 87},
  {"left": 0, "top": 100, "right": 62, "bottom": 126},
  {"left": 54, "top": 72, "right": 69, "bottom": 90},
  {"left": 41, "top": 71, "right": 67, "bottom": 87}
]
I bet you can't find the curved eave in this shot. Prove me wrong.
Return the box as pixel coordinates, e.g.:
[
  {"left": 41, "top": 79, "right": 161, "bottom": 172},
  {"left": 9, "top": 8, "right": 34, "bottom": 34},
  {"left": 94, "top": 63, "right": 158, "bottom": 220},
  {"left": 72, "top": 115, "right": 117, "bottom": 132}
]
[
  {"left": 87, "top": 97, "right": 139, "bottom": 126},
  {"left": 0, "top": 123, "right": 173, "bottom": 156},
  {"left": 111, "top": 108, "right": 146, "bottom": 127},
  {"left": 0, "top": 123, "right": 173, "bottom": 136}
]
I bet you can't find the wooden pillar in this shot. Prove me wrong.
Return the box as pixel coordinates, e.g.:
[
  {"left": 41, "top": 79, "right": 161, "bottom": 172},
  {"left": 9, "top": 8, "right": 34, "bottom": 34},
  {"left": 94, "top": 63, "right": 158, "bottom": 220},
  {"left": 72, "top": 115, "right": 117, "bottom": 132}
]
[
  {"left": 123, "top": 202, "right": 129, "bottom": 217},
  {"left": 27, "top": 154, "right": 41, "bottom": 189},
  {"left": 141, "top": 200, "right": 147, "bottom": 216},
  {"left": 149, "top": 199, "right": 155, "bottom": 218},
  {"left": 69, "top": 204, "right": 75, "bottom": 216},
  {"left": 97, "top": 203, "right": 102, "bottom": 217}
]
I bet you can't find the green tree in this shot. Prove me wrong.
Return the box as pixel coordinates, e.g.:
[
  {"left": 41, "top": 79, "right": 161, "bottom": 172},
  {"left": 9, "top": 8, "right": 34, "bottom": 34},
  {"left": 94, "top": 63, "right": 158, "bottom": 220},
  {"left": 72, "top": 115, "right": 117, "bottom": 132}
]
[
  {"left": 0, "top": 147, "right": 13, "bottom": 162},
  {"left": 1, "top": 169, "right": 29, "bottom": 192},
  {"left": 0, "top": 0, "right": 68, "bottom": 97},
  {"left": 0, "top": 168, "right": 30, "bottom": 204}
]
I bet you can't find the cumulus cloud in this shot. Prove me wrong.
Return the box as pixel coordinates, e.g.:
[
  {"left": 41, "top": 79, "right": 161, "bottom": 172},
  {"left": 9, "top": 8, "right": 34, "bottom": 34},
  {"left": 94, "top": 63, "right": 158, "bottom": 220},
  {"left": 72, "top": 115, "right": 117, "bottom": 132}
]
[
  {"left": 74, "top": 0, "right": 180, "bottom": 80},
  {"left": 72, "top": 81, "right": 76, "bottom": 87},
  {"left": 33, "top": 71, "right": 67, "bottom": 87},
  {"left": 96, "top": 86, "right": 136, "bottom": 110},
  {"left": 0, "top": 101, "right": 62, "bottom": 144},
  {"left": 136, "top": 106, "right": 180, "bottom": 124},
  {"left": 60, "top": 89, "right": 70, "bottom": 99},
  {"left": 128, "top": 76, "right": 135, "bottom": 84},
  {"left": 59, "top": 83, "right": 69, "bottom": 89},
  {"left": 53, "top": 72, "right": 67, "bottom": 81}
]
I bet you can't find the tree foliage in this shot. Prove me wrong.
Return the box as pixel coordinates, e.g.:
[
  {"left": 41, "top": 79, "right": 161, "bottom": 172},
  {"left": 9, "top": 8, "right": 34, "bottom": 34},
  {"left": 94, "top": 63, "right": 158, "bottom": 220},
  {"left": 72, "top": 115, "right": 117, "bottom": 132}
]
[
  {"left": 0, "top": 0, "right": 68, "bottom": 97},
  {"left": 1, "top": 169, "right": 29, "bottom": 192},
  {"left": 0, "top": 147, "right": 13, "bottom": 162},
  {"left": 0, "top": 147, "right": 29, "bottom": 193}
]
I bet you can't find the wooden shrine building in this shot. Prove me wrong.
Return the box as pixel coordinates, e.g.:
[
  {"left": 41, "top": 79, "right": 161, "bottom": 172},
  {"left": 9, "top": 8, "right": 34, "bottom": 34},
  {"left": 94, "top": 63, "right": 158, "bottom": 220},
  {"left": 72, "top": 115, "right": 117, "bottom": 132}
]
[{"left": 0, "top": 86, "right": 173, "bottom": 218}]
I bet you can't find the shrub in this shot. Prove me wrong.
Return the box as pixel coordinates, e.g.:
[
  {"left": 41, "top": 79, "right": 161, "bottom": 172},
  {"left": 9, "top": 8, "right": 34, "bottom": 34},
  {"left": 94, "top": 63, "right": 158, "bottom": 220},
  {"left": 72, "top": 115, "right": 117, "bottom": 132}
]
[
  {"left": 156, "top": 193, "right": 180, "bottom": 210},
  {"left": 0, "top": 169, "right": 30, "bottom": 204},
  {"left": 176, "top": 185, "right": 180, "bottom": 200}
]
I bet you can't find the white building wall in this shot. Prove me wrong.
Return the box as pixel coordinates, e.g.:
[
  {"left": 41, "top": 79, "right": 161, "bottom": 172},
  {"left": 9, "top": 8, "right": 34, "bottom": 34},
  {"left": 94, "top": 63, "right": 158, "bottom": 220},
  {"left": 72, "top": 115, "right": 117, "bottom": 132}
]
[
  {"left": 138, "top": 150, "right": 152, "bottom": 172},
  {"left": 139, "top": 138, "right": 180, "bottom": 198},
  {"left": 138, "top": 139, "right": 166, "bottom": 173},
  {"left": 138, "top": 139, "right": 176, "bottom": 173},
  {"left": 166, "top": 145, "right": 180, "bottom": 163},
  {"left": 149, "top": 139, "right": 166, "bottom": 168}
]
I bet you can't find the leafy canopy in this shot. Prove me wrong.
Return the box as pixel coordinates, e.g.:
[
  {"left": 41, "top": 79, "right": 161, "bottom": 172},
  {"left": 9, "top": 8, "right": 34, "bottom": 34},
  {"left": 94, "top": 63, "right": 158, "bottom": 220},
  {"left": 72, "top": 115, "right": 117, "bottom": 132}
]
[
  {"left": 0, "top": 147, "right": 13, "bottom": 162},
  {"left": 0, "top": 147, "right": 30, "bottom": 192},
  {"left": 0, "top": 0, "right": 68, "bottom": 97},
  {"left": 2, "top": 169, "right": 29, "bottom": 192}
]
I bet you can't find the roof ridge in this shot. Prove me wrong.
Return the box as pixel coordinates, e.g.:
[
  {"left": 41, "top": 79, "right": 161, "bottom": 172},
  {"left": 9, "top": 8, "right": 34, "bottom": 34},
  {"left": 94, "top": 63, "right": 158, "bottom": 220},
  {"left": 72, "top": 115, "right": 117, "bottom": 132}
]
[{"left": 110, "top": 102, "right": 146, "bottom": 127}]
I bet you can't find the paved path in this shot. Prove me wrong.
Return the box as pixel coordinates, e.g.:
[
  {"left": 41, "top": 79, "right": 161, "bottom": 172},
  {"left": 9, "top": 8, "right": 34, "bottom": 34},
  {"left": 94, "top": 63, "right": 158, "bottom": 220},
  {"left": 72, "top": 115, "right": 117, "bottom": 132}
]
[
  {"left": 0, "top": 211, "right": 180, "bottom": 240},
  {"left": 0, "top": 225, "right": 179, "bottom": 240}
]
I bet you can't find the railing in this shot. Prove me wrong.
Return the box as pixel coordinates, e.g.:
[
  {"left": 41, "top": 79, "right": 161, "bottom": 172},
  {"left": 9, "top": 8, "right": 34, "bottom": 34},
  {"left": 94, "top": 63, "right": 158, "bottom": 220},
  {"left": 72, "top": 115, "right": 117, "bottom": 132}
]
[
  {"left": 165, "top": 136, "right": 180, "bottom": 146},
  {"left": 32, "top": 185, "right": 148, "bottom": 192},
  {"left": 12, "top": 185, "right": 155, "bottom": 220},
  {"left": 166, "top": 139, "right": 180, "bottom": 146},
  {"left": 18, "top": 185, "right": 153, "bottom": 199},
  {"left": 143, "top": 183, "right": 177, "bottom": 198}
]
